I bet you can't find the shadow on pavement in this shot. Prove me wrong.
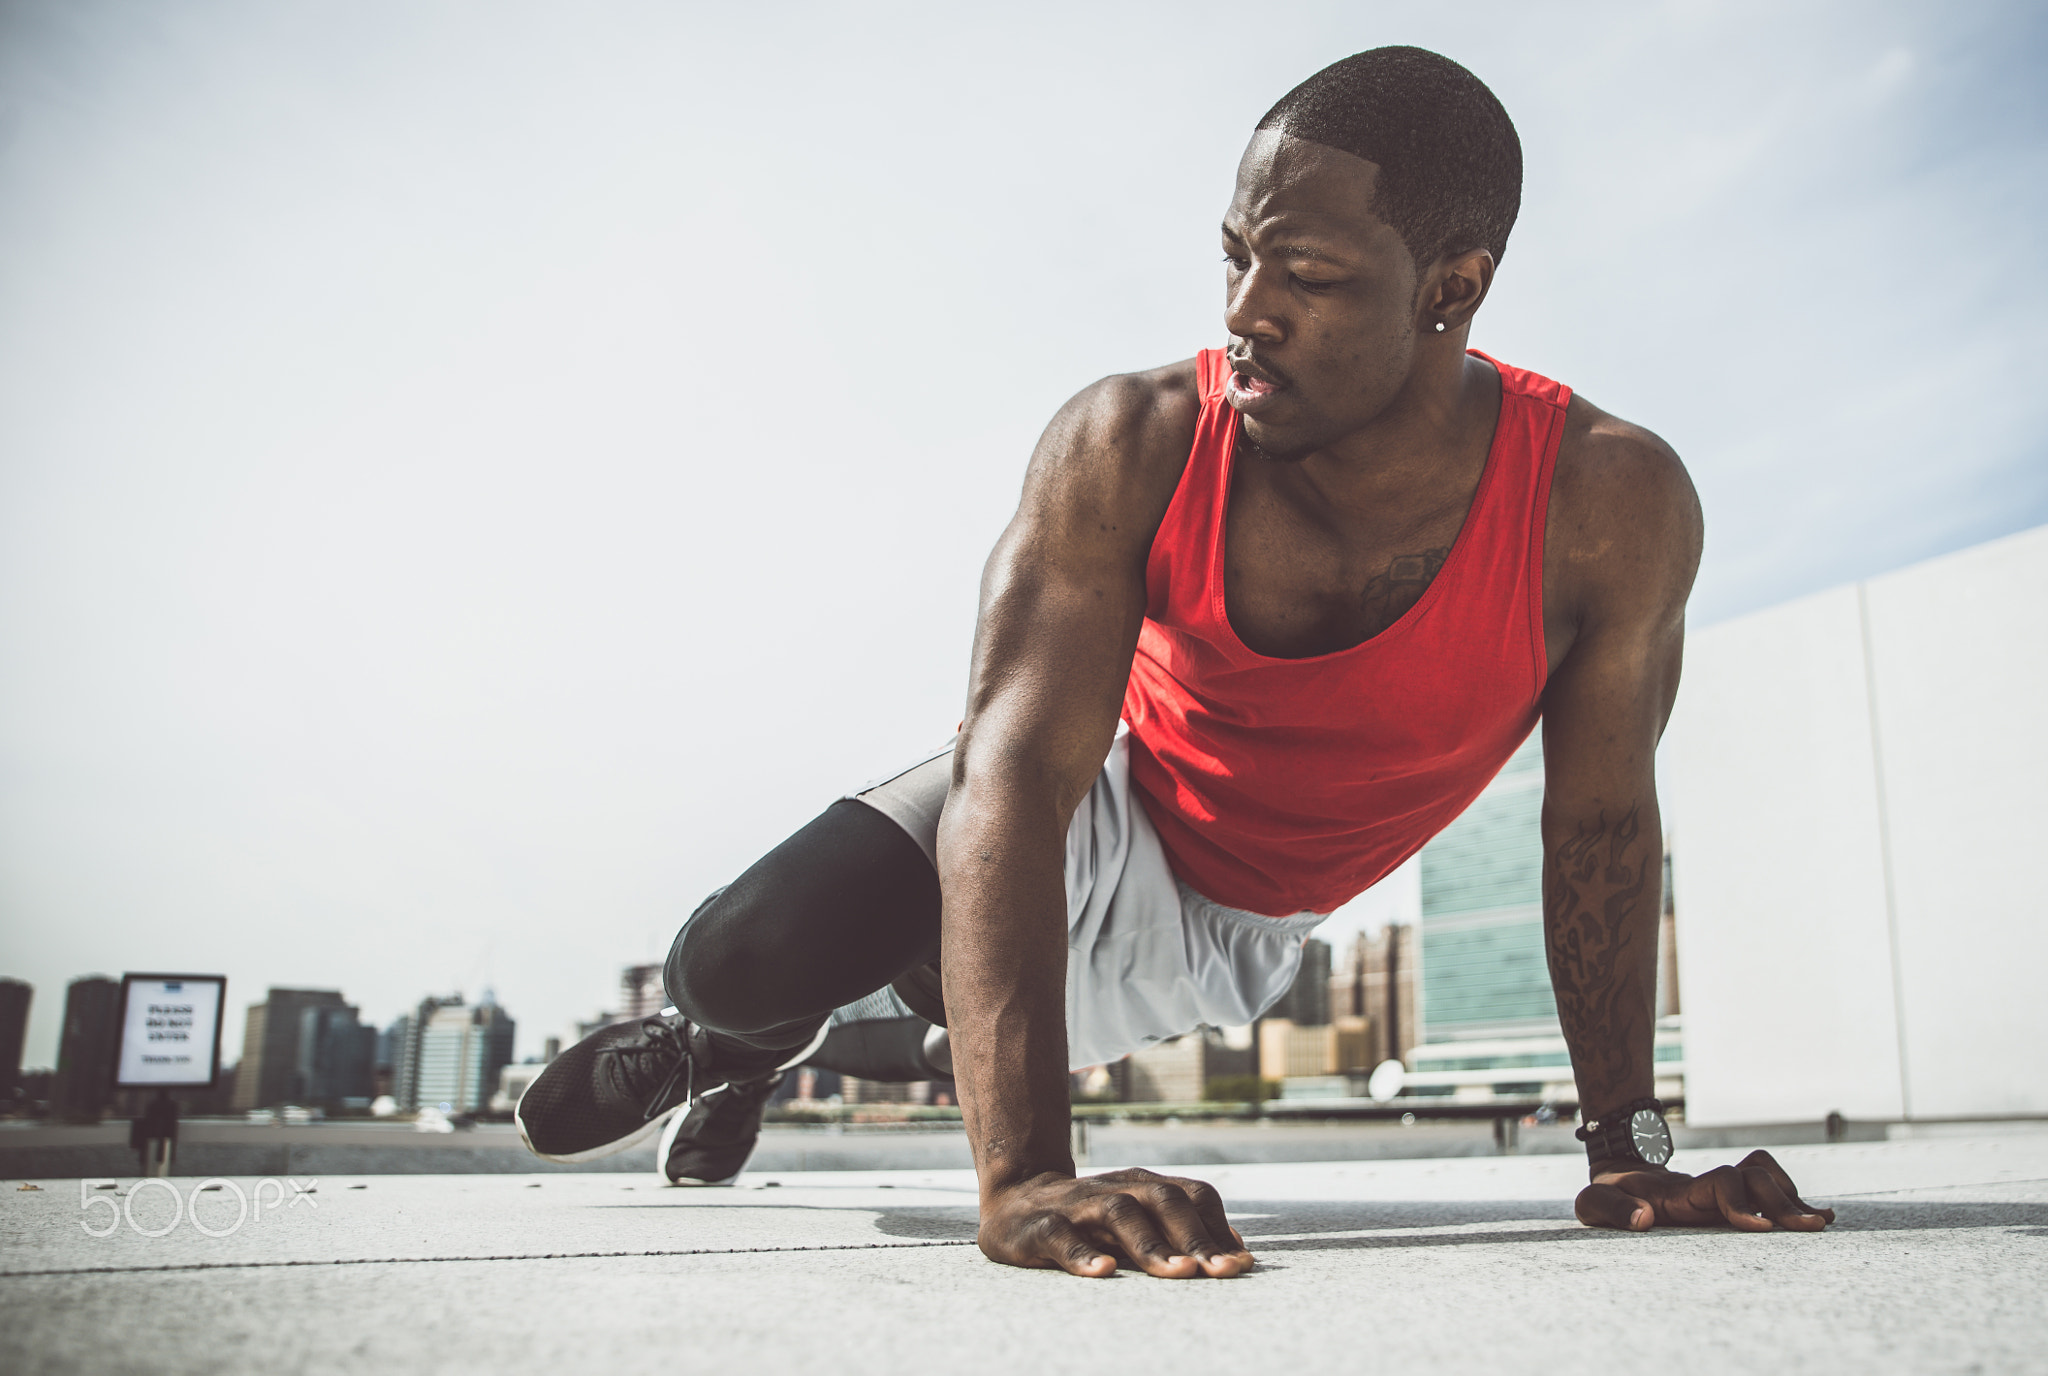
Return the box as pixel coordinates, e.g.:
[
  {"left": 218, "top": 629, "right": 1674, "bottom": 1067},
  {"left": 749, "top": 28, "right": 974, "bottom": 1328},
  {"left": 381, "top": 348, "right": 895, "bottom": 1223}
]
[
  {"left": 1824, "top": 1201, "right": 2048, "bottom": 1232},
  {"left": 863, "top": 1197, "right": 2048, "bottom": 1248}
]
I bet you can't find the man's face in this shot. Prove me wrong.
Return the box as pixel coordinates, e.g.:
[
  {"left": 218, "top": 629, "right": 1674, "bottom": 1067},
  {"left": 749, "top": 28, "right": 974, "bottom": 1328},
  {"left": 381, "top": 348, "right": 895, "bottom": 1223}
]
[{"left": 1221, "top": 130, "right": 1424, "bottom": 460}]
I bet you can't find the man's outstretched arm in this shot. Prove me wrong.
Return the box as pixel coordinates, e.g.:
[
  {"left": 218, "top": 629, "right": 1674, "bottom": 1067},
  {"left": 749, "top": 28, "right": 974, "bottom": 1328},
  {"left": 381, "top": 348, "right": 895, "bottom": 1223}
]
[
  {"left": 937, "top": 363, "right": 1253, "bottom": 1279},
  {"left": 1539, "top": 410, "right": 1832, "bottom": 1232}
]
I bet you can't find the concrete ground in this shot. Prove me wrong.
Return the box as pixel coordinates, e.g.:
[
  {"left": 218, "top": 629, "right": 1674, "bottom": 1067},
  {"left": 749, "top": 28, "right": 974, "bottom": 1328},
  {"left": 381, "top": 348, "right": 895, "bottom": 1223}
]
[
  {"left": 0, "top": 1113, "right": 1878, "bottom": 1178},
  {"left": 0, "top": 1115, "right": 1604, "bottom": 1177},
  {"left": 4, "top": 1127, "right": 2044, "bottom": 1375}
]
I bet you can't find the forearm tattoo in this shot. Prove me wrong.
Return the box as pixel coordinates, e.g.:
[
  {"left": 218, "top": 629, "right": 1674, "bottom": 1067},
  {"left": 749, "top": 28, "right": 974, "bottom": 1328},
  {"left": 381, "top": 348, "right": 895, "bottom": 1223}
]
[{"left": 1544, "top": 805, "right": 1658, "bottom": 1111}]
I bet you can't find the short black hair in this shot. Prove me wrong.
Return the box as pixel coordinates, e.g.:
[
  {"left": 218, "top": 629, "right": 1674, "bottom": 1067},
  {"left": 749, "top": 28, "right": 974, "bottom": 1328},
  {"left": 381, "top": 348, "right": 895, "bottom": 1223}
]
[{"left": 1256, "top": 46, "right": 1522, "bottom": 270}]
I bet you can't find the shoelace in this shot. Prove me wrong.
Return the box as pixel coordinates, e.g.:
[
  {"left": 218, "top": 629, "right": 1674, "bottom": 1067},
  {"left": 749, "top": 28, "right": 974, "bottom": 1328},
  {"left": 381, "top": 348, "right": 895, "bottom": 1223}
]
[
  {"left": 599, "top": 1016, "right": 695, "bottom": 1122},
  {"left": 710, "top": 1072, "right": 783, "bottom": 1106}
]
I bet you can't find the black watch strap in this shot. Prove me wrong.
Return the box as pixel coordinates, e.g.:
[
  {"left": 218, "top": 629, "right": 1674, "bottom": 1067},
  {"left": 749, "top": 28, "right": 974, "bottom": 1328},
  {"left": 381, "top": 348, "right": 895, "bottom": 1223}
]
[{"left": 1576, "top": 1097, "right": 1668, "bottom": 1165}]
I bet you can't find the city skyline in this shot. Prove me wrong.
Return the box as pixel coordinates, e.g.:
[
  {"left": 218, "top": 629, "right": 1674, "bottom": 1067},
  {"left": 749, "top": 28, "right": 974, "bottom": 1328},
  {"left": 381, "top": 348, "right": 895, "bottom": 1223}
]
[
  {"left": 5, "top": 531, "right": 2040, "bottom": 1074},
  {"left": 3, "top": 1, "right": 2043, "bottom": 1068}
]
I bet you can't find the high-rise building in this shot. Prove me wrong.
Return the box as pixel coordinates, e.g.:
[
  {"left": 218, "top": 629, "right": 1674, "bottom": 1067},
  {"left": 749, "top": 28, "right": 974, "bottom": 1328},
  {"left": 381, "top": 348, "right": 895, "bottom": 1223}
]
[
  {"left": 412, "top": 993, "right": 516, "bottom": 1114},
  {"left": 230, "top": 989, "right": 352, "bottom": 1110},
  {"left": 839, "top": 1076, "right": 920, "bottom": 1105},
  {"left": 0, "top": 978, "right": 31, "bottom": 1099},
  {"left": 413, "top": 1005, "right": 470, "bottom": 1111},
  {"left": 475, "top": 994, "right": 515, "bottom": 1105},
  {"left": 1406, "top": 732, "right": 1683, "bottom": 1103},
  {"left": 232, "top": 1004, "right": 267, "bottom": 1110},
  {"left": 380, "top": 1012, "right": 413, "bottom": 1105},
  {"left": 1417, "top": 734, "right": 1554, "bottom": 1042},
  {"left": 1117, "top": 1026, "right": 1257, "bottom": 1103},
  {"left": 619, "top": 964, "right": 666, "bottom": 1021},
  {"left": 1401, "top": 734, "right": 1561, "bottom": 1101},
  {"left": 52, "top": 976, "right": 121, "bottom": 1120},
  {"left": 294, "top": 1004, "right": 377, "bottom": 1106},
  {"left": 384, "top": 1012, "right": 415, "bottom": 1107},
  {"left": 1330, "top": 925, "right": 1420, "bottom": 1064},
  {"left": 1121, "top": 1033, "right": 1208, "bottom": 1103},
  {"left": 1268, "top": 938, "right": 1333, "bottom": 1026},
  {"left": 386, "top": 994, "right": 462, "bottom": 1110}
]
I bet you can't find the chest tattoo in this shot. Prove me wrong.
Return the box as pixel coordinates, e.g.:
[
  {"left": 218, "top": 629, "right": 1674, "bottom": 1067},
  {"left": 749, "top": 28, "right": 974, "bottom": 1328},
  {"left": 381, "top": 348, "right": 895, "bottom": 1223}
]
[{"left": 1358, "top": 546, "right": 1451, "bottom": 633}]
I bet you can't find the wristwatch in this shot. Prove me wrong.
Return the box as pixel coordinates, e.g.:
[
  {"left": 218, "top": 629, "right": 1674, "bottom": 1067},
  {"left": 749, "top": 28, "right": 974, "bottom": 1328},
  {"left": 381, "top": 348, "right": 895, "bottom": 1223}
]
[{"left": 1575, "top": 1097, "right": 1673, "bottom": 1167}]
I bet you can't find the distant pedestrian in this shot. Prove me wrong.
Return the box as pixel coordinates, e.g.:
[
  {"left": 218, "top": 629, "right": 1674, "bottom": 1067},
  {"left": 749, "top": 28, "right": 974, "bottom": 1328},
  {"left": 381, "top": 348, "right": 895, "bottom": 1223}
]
[{"left": 130, "top": 1091, "right": 178, "bottom": 1176}]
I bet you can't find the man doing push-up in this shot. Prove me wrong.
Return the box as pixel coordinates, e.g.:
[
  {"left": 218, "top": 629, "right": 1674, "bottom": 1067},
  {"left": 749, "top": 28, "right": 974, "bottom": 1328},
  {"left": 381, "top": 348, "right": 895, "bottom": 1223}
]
[{"left": 516, "top": 45, "right": 1835, "bottom": 1277}]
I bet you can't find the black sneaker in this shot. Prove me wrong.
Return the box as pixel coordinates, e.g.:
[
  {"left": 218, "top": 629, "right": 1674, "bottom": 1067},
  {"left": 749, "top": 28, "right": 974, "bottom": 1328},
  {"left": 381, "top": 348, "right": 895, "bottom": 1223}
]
[
  {"left": 517, "top": 1012, "right": 826, "bottom": 1164},
  {"left": 516, "top": 1014, "right": 709, "bottom": 1163},
  {"left": 656, "top": 1072, "right": 784, "bottom": 1186}
]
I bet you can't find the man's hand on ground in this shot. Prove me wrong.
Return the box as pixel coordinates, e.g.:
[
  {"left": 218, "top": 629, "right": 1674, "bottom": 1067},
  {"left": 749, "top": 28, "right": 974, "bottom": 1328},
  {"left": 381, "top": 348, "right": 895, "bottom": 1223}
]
[
  {"left": 978, "top": 1167, "right": 1256, "bottom": 1278},
  {"left": 1576, "top": 1148, "right": 1836, "bottom": 1232}
]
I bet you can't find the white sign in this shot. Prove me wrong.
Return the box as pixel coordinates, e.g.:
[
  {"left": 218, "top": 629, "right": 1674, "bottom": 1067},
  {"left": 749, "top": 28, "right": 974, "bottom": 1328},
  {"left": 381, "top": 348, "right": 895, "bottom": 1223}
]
[{"left": 116, "top": 975, "right": 226, "bottom": 1088}]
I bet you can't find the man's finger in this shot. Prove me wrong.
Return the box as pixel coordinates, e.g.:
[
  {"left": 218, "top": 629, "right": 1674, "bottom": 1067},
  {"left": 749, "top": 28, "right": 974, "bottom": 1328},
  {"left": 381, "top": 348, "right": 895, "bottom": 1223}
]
[
  {"left": 1093, "top": 1193, "right": 1198, "bottom": 1278},
  {"left": 1575, "top": 1182, "right": 1653, "bottom": 1231},
  {"left": 1141, "top": 1182, "right": 1246, "bottom": 1277},
  {"left": 1024, "top": 1210, "right": 1116, "bottom": 1278},
  {"left": 1737, "top": 1150, "right": 1835, "bottom": 1225},
  {"left": 1742, "top": 1168, "right": 1827, "bottom": 1232},
  {"left": 1168, "top": 1175, "right": 1255, "bottom": 1267},
  {"left": 1163, "top": 1179, "right": 1253, "bottom": 1269},
  {"left": 1702, "top": 1164, "right": 1773, "bottom": 1232}
]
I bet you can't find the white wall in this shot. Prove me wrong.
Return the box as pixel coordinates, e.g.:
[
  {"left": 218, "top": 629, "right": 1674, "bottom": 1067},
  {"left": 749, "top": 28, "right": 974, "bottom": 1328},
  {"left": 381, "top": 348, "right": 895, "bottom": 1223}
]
[
  {"left": 1662, "top": 587, "right": 1906, "bottom": 1123},
  {"left": 1663, "top": 524, "right": 2048, "bottom": 1125},
  {"left": 1863, "top": 529, "right": 2048, "bottom": 1117}
]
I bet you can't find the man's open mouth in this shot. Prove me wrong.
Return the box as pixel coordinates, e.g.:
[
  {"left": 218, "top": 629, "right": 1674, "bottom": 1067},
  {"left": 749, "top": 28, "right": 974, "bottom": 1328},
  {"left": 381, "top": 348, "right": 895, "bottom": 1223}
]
[{"left": 1224, "top": 360, "right": 1285, "bottom": 413}]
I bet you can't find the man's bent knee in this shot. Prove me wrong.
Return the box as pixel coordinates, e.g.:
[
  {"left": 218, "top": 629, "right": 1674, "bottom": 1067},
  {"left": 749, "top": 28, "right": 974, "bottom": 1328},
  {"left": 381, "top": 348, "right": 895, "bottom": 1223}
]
[{"left": 663, "top": 886, "right": 749, "bottom": 1031}]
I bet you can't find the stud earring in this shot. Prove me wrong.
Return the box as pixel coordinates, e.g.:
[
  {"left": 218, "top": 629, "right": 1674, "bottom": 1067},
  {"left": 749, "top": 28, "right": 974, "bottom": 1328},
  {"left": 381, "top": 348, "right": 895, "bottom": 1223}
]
[{"left": 1433, "top": 320, "right": 1448, "bottom": 334}]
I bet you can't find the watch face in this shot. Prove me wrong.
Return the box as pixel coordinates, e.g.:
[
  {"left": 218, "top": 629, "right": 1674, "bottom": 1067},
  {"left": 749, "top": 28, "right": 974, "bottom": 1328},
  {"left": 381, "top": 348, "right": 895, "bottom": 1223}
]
[{"left": 1630, "top": 1108, "right": 1673, "bottom": 1166}]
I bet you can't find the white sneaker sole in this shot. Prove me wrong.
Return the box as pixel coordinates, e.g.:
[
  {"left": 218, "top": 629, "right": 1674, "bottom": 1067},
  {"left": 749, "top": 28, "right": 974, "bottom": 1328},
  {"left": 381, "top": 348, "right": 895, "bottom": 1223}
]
[{"left": 516, "top": 1096, "right": 682, "bottom": 1165}]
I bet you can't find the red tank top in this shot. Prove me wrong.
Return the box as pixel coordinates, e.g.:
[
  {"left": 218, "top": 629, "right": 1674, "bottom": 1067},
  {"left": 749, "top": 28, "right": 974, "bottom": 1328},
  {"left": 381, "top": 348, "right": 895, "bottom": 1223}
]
[{"left": 1121, "top": 348, "right": 1568, "bottom": 916}]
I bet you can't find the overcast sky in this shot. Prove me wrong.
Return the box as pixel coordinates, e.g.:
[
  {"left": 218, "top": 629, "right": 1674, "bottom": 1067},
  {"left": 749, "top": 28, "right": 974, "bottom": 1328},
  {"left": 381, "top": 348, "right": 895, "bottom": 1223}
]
[{"left": 3, "top": 0, "right": 2043, "bottom": 1070}]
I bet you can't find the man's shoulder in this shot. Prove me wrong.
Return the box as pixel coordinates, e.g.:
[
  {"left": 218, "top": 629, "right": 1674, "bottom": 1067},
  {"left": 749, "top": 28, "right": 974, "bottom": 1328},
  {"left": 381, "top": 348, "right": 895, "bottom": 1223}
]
[
  {"left": 1044, "top": 357, "right": 1204, "bottom": 467},
  {"left": 1547, "top": 393, "right": 1704, "bottom": 611},
  {"left": 1019, "top": 358, "right": 1204, "bottom": 524},
  {"left": 1554, "top": 394, "right": 1691, "bottom": 506}
]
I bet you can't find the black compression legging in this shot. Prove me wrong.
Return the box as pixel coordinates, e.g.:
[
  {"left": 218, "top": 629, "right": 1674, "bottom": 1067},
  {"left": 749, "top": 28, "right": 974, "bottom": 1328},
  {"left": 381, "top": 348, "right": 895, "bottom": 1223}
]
[
  {"left": 808, "top": 1017, "right": 938, "bottom": 1081},
  {"left": 663, "top": 799, "right": 941, "bottom": 1072}
]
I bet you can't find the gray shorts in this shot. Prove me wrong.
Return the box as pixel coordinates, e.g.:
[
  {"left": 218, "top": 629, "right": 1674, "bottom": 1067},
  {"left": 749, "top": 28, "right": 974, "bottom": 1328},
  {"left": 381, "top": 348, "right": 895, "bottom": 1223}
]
[{"left": 852, "top": 726, "right": 1326, "bottom": 1070}]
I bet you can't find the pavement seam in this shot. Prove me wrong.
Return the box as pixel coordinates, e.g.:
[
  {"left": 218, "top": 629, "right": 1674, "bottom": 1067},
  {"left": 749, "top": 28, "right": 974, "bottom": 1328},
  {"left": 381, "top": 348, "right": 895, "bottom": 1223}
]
[
  {"left": 0, "top": 1238, "right": 981, "bottom": 1278},
  {"left": 1824, "top": 1175, "right": 2048, "bottom": 1197},
  {"left": 2, "top": 1220, "right": 1572, "bottom": 1277}
]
